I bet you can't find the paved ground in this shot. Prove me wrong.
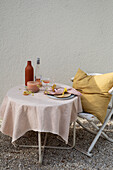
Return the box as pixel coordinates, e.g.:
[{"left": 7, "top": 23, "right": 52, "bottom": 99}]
[{"left": 0, "top": 119, "right": 113, "bottom": 170}]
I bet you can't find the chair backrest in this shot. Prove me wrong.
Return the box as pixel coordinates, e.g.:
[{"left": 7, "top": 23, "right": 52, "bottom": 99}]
[
  {"left": 71, "top": 73, "right": 102, "bottom": 82},
  {"left": 87, "top": 73, "right": 102, "bottom": 76}
]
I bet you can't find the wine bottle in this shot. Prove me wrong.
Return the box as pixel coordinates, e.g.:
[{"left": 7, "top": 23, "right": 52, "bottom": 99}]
[
  {"left": 25, "top": 61, "right": 34, "bottom": 86},
  {"left": 35, "top": 58, "right": 42, "bottom": 84}
]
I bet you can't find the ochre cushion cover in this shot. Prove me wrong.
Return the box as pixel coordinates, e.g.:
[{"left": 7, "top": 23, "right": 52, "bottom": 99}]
[{"left": 73, "top": 68, "right": 113, "bottom": 123}]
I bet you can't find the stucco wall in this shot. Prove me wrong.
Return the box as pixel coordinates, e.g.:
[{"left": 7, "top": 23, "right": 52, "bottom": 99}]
[{"left": 0, "top": 0, "right": 113, "bottom": 104}]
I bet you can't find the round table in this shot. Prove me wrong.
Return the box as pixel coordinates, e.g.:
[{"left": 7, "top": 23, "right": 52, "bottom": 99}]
[{"left": 0, "top": 84, "right": 82, "bottom": 164}]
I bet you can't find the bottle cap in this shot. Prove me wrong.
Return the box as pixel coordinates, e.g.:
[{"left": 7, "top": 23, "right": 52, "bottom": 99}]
[{"left": 37, "top": 58, "right": 40, "bottom": 64}]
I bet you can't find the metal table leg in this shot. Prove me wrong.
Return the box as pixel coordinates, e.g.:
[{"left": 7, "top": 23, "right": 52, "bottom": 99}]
[
  {"left": 12, "top": 122, "right": 76, "bottom": 165},
  {"left": 38, "top": 132, "right": 42, "bottom": 165}
]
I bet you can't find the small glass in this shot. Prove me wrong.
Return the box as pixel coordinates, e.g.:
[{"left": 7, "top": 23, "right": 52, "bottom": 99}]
[{"left": 42, "top": 78, "right": 50, "bottom": 91}]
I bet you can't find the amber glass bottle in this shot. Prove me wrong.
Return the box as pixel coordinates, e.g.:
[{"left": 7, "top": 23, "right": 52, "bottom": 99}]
[{"left": 25, "top": 61, "right": 34, "bottom": 86}]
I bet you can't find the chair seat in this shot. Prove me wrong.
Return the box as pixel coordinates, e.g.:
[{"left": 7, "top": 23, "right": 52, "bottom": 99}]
[{"left": 78, "top": 112, "right": 97, "bottom": 121}]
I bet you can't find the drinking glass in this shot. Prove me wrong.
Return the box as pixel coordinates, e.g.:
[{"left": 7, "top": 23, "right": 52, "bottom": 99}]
[{"left": 42, "top": 78, "right": 50, "bottom": 91}]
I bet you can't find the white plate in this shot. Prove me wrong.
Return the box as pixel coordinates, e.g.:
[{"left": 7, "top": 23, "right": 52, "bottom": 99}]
[{"left": 47, "top": 94, "right": 76, "bottom": 100}]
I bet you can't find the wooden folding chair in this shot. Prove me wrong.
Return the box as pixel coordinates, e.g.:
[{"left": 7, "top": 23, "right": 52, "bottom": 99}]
[{"left": 71, "top": 73, "right": 113, "bottom": 157}]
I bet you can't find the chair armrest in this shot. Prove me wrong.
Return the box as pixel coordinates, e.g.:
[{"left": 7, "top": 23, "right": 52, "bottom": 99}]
[
  {"left": 71, "top": 77, "right": 74, "bottom": 82},
  {"left": 108, "top": 87, "right": 113, "bottom": 94}
]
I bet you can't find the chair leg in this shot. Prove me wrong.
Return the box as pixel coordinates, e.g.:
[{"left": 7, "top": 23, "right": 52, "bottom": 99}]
[
  {"left": 76, "top": 119, "right": 98, "bottom": 135},
  {"left": 77, "top": 118, "right": 113, "bottom": 142},
  {"left": 76, "top": 109, "right": 113, "bottom": 156},
  {"left": 90, "top": 122, "right": 113, "bottom": 142},
  {"left": 88, "top": 109, "right": 113, "bottom": 153}
]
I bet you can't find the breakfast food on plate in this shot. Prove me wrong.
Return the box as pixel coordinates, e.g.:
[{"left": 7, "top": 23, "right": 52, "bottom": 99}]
[{"left": 55, "top": 93, "right": 71, "bottom": 98}]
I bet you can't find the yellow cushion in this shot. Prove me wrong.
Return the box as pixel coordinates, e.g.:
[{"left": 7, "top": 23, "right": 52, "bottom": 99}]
[{"left": 73, "top": 68, "right": 113, "bottom": 123}]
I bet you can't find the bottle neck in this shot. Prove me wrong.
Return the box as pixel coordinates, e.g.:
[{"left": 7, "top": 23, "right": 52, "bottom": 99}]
[
  {"left": 37, "top": 62, "right": 40, "bottom": 65},
  {"left": 27, "top": 61, "right": 31, "bottom": 66},
  {"left": 37, "top": 58, "right": 40, "bottom": 64}
]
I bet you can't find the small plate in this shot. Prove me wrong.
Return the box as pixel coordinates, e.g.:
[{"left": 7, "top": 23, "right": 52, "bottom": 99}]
[{"left": 47, "top": 94, "right": 76, "bottom": 100}]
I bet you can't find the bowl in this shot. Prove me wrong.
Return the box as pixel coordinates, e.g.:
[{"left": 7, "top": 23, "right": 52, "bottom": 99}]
[{"left": 27, "top": 81, "right": 40, "bottom": 93}]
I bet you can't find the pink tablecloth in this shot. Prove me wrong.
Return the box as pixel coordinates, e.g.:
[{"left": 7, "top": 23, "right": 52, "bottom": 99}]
[{"left": 0, "top": 84, "right": 82, "bottom": 144}]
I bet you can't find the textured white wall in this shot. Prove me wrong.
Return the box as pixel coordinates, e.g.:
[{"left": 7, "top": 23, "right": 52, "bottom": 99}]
[{"left": 0, "top": 0, "right": 113, "bottom": 104}]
